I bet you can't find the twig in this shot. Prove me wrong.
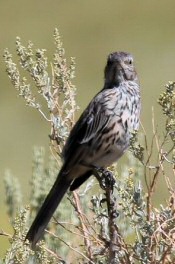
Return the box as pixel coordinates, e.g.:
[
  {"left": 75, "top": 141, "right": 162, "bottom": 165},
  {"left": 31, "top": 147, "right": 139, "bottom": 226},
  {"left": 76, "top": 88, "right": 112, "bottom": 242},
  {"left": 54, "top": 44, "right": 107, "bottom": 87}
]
[
  {"left": 42, "top": 245, "right": 66, "bottom": 262},
  {"left": 54, "top": 219, "right": 104, "bottom": 248},
  {"left": 0, "top": 230, "right": 12, "bottom": 238},
  {"left": 72, "top": 191, "right": 94, "bottom": 262},
  {"left": 38, "top": 108, "right": 51, "bottom": 122},
  {"left": 46, "top": 230, "right": 95, "bottom": 264}
]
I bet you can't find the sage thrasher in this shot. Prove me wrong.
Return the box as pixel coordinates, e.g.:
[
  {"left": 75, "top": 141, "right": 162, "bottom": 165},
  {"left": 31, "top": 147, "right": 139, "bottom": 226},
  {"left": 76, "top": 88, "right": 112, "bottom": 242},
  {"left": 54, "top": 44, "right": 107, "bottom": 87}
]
[{"left": 26, "top": 51, "right": 141, "bottom": 248}]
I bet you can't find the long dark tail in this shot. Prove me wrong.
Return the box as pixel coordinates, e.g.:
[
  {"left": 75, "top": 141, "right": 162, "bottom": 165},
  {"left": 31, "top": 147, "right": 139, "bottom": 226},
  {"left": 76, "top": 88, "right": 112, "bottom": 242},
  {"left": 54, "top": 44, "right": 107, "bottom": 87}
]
[{"left": 26, "top": 170, "right": 71, "bottom": 249}]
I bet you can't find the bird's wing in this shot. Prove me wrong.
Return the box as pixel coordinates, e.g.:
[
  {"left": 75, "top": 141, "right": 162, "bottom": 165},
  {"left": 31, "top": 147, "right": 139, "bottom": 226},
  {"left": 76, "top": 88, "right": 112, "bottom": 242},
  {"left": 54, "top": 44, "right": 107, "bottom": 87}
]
[
  {"left": 78, "top": 104, "right": 110, "bottom": 144},
  {"left": 62, "top": 93, "right": 111, "bottom": 164},
  {"left": 61, "top": 87, "right": 123, "bottom": 172}
]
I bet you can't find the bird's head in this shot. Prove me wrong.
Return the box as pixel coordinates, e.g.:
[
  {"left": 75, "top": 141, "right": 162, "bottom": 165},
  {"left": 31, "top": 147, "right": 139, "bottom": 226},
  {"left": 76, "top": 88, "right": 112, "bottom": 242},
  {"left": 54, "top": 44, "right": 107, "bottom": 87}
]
[{"left": 104, "top": 51, "right": 138, "bottom": 88}]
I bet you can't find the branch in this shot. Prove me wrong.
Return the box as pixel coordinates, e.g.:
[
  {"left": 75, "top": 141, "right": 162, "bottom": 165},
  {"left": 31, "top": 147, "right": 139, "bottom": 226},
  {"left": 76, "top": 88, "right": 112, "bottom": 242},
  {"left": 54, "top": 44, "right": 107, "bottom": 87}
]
[{"left": 105, "top": 188, "right": 131, "bottom": 264}]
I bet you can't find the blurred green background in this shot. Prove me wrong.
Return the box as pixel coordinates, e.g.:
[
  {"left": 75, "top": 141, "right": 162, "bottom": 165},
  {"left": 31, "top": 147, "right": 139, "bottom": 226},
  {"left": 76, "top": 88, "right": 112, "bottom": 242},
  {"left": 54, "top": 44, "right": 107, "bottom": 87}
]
[{"left": 1, "top": 0, "right": 175, "bottom": 256}]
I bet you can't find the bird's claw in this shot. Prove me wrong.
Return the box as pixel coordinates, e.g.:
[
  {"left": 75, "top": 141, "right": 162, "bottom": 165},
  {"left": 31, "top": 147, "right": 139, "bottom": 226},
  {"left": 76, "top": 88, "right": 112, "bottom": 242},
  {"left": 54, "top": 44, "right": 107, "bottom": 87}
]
[
  {"left": 95, "top": 167, "right": 116, "bottom": 192},
  {"left": 80, "top": 162, "right": 115, "bottom": 191}
]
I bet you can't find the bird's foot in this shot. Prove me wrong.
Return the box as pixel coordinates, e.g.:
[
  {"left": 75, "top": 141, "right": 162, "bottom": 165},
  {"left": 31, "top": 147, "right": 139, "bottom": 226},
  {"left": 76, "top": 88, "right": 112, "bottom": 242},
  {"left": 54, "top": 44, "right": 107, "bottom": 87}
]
[
  {"left": 94, "top": 167, "right": 116, "bottom": 192},
  {"left": 80, "top": 161, "right": 115, "bottom": 191}
]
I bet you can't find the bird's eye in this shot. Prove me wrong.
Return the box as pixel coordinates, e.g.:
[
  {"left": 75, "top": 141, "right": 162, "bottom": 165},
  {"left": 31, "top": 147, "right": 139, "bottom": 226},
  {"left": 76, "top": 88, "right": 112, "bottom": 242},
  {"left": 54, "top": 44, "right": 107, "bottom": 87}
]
[{"left": 125, "top": 59, "right": 133, "bottom": 65}]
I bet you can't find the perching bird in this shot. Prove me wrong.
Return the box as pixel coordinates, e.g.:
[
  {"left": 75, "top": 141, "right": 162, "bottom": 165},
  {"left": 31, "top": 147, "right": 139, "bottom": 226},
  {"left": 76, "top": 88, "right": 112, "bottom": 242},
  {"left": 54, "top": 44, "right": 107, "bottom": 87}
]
[{"left": 26, "top": 51, "right": 141, "bottom": 248}]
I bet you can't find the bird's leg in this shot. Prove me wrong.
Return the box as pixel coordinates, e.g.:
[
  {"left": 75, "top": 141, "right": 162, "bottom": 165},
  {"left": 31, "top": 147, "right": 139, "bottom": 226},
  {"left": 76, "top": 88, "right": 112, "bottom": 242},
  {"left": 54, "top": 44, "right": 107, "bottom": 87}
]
[
  {"left": 80, "top": 162, "right": 115, "bottom": 191},
  {"left": 96, "top": 168, "right": 116, "bottom": 192}
]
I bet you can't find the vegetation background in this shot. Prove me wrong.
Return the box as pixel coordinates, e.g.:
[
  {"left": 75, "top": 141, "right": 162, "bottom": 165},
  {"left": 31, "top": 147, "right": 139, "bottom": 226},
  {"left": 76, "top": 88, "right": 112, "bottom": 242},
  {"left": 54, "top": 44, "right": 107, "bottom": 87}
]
[{"left": 1, "top": 0, "right": 175, "bottom": 257}]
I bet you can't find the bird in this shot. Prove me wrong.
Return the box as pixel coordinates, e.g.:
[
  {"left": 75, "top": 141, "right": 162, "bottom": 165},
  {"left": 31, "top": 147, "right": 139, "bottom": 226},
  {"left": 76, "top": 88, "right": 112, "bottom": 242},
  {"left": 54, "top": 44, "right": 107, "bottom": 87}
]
[{"left": 26, "top": 51, "right": 141, "bottom": 248}]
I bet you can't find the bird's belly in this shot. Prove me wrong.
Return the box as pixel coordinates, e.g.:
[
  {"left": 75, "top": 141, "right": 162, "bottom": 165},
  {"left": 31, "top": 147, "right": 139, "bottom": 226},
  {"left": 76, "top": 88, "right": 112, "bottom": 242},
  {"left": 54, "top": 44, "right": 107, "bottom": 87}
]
[
  {"left": 88, "top": 132, "right": 129, "bottom": 168},
  {"left": 94, "top": 150, "right": 123, "bottom": 167}
]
